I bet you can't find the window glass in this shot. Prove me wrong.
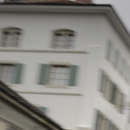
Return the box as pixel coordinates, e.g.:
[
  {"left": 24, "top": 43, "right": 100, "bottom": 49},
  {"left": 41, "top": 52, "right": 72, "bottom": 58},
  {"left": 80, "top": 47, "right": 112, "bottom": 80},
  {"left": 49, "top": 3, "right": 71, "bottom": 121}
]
[
  {"left": 1, "top": 27, "right": 21, "bottom": 47},
  {"left": 0, "top": 64, "right": 15, "bottom": 83},
  {"left": 49, "top": 65, "right": 70, "bottom": 86}
]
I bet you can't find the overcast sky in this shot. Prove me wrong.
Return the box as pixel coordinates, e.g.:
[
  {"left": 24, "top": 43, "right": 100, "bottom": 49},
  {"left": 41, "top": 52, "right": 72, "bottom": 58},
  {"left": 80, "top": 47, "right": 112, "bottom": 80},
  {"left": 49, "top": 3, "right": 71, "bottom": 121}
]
[{"left": 94, "top": 0, "right": 130, "bottom": 33}]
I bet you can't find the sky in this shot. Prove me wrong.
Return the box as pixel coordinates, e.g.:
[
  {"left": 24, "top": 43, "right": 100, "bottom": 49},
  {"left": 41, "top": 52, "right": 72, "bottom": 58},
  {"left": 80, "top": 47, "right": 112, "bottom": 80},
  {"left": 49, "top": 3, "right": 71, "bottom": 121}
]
[{"left": 94, "top": 0, "right": 130, "bottom": 33}]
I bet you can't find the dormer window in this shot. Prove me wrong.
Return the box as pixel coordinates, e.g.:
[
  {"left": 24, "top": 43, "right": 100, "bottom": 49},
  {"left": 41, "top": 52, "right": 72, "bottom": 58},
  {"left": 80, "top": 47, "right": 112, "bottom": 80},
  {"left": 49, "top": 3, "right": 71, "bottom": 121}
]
[
  {"left": 52, "top": 29, "right": 75, "bottom": 49},
  {"left": 1, "top": 27, "right": 22, "bottom": 47}
]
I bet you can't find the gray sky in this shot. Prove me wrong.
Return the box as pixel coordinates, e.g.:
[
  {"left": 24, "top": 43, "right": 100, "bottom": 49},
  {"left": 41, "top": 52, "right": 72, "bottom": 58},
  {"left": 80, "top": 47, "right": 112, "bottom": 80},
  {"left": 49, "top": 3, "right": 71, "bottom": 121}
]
[{"left": 94, "top": 0, "right": 130, "bottom": 33}]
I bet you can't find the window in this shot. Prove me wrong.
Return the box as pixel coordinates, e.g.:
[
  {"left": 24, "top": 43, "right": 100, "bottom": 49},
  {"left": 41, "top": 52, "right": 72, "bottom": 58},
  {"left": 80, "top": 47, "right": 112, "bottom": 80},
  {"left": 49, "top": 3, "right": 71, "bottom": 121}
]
[
  {"left": 95, "top": 111, "right": 119, "bottom": 130},
  {"left": 0, "top": 64, "right": 15, "bottom": 83},
  {"left": 49, "top": 65, "right": 70, "bottom": 86},
  {"left": 52, "top": 29, "right": 74, "bottom": 49},
  {"left": 38, "top": 64, "right": 78, "bottom": 86},
  {"left": 111, "top": 84, "right": 118, "bottom": 104},
  {"left": 105, "top": 42, "right": 130, "bottom": 84},
  {"left": 100, "top": 71, "right": 112, "bottom": 101},
  {"left": 1, "top": 27, "right": 22, "bottom": 47},
  {"left": 0, "top": 63, "right": 23, "bottom": 84},
  {"left": 100, "top": 70, "right": 125, "bottom": 113}
]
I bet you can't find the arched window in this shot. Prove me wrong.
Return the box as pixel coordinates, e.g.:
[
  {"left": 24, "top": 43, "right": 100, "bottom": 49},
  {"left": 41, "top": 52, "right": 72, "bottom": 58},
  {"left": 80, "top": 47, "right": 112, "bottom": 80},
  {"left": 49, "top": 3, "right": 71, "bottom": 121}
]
[
  {"left": 1, "top": 27, "right": 22, "bottom": 47},
  {"left": 52, "top": 29, "right": 75, "bottom": 49}
]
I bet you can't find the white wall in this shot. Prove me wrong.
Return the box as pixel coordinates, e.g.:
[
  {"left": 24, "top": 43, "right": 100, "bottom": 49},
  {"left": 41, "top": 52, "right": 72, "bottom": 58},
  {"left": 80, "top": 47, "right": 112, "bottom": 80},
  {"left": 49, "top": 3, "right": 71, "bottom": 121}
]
[{"left": 0, "top": 12, "right": 129, "bottom": 130}]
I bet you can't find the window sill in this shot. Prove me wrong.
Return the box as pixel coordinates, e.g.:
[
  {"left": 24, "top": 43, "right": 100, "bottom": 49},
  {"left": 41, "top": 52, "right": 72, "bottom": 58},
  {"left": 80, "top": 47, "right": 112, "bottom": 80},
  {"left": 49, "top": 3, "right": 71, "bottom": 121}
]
[
  {"left": 0, "top": 48, "right": 87, "bottom": 53},
  {"left": 16, "top": 91, "right": 82, "bottom": 96},
  {"left": 47, "top": 84, "right": 71, "bottom": 89}
]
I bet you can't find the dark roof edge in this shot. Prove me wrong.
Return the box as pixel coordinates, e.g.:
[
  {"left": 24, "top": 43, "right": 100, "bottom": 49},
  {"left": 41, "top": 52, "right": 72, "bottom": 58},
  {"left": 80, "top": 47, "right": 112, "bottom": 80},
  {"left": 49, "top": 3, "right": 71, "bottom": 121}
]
[
  {"left": 0, "top": 81, "right": 63, "bottom": 130},
  {"left": 0, "top": 3, "right": 111, "bottom": 7}
]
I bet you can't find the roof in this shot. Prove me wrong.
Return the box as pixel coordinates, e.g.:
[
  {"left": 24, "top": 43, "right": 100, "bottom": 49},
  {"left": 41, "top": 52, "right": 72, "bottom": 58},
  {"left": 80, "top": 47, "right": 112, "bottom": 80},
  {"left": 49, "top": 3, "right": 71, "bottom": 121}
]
[
  {"left": 0, "top": 2, "right": 108, "bottom": 6},
  {"left": 0, "top": 81, "right": 63, "bottom": 130},
  {"left": 4, "top": 0, "right": 92, "bottom": 4},
  {"left": 4, "top": 0, "right": 83, "bottom": 4}
]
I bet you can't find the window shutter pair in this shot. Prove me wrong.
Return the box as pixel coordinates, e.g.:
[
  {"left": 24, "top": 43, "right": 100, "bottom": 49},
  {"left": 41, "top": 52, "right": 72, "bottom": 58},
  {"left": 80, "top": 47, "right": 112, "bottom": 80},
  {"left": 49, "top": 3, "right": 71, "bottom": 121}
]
[{"left": 38, "top": 64, "right": 77, "bottom": 86}]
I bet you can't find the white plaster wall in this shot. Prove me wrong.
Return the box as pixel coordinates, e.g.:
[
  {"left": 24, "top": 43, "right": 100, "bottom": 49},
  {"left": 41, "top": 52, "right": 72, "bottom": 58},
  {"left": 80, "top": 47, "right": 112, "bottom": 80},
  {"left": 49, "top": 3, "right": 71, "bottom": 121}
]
[
  {"left": 19, "top": 93, "right": 81, "bottom": 129},
  {"left": 126, "top": 124, "right": 130, "bottom": 130},
  {"left": 0, "top": 13, "right": 104, "bottom": 129},
  {"left": 0, "top": 13, "right": 103, "bottom": 50}
]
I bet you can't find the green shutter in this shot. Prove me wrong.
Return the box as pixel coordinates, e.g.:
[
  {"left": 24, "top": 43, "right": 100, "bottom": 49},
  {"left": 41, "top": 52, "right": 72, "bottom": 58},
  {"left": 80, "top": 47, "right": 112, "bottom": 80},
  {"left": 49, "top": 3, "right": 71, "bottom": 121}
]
[
  {"left": 14, "top": 64, "right": 23, "bottom": 84},
  {"left": 69, "top": 65, "right": 78, "bottom": 86},
  {"left": 38, "top": 64, "right": 49, "bottom": 84},
  {"left": 37, "top": 107, "right": 47, "bottom": 114}
]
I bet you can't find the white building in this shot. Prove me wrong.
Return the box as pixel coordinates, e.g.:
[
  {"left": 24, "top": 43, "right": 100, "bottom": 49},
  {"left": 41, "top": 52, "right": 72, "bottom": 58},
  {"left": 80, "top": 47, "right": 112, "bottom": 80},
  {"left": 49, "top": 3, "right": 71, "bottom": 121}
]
[{"left": 0, "top": 2, "right": 130, "bottom": 130}]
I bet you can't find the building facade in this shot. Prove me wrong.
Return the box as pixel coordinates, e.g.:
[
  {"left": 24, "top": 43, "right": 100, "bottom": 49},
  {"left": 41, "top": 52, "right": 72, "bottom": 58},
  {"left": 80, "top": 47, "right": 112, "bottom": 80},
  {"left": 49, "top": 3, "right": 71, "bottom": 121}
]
[{"left": 0, "top": 3, "right": 130, "bottom": 130}]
